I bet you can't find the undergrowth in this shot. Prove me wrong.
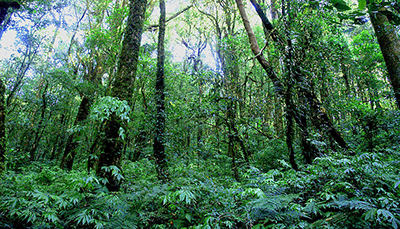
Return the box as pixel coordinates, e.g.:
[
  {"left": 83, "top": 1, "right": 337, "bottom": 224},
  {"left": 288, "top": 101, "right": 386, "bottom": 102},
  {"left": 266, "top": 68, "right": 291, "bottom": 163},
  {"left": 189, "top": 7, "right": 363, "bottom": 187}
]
[{"left": 1, "top": 147, "right": 400, "bottom": 228}]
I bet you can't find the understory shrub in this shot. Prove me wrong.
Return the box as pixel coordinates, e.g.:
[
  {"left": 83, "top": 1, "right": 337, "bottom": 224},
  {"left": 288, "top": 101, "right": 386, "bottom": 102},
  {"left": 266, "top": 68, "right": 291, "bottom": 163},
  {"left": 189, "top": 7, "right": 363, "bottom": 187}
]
[{"left": 1, "top": 148, "right": 399, "bottom": 228}]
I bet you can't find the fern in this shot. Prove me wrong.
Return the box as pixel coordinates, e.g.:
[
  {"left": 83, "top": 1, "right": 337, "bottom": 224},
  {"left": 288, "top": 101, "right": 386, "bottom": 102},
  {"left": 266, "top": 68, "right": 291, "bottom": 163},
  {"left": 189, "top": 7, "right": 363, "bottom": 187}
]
[{"left": 327, "top": 199, "right": 376, "bottom": 211}]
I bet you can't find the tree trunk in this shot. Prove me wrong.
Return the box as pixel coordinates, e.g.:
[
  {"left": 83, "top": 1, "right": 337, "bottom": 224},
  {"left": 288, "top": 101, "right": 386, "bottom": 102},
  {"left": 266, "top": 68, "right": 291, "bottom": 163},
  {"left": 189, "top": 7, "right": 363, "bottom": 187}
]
[
  {"left": 285, "top": 85, "right": 298, "bottom": 171},
  {"left": 235, "top": 0, "right": 284, "bottom": 95},
  {"left": 250, "top": 0, "right": 280, "bottom": 43},
  {"left": 153, "top": 0, "right": 168, "bottom": 182},
  {"left": 268, "top": 0, "right": 284, "bottom": 139},
  {"left": 370, "top": 8, "right": 400, "bottom": 109},
  {"left": 228, "top": 101, "right": 240, "bottom": 181},
  {"left": 0, "top": 1, "right": 20, "bottom": 39},
  {"left": 96, "top": 0, "right": 147, "bottom": 191},
  {"left": 0, "top": 78, "right": 6, "bottom": 174},
  {"left": 270, "top": 0, "right": 278, "bottom": 20},
  {"left": 236, "top": 0, "right": 348, "bottom": 151},
  {"left": 60, "top": 96, "right": 91, "bottom": 170},
  {"left": 29, "top": 82, "right": 49, "bottom": 160}
]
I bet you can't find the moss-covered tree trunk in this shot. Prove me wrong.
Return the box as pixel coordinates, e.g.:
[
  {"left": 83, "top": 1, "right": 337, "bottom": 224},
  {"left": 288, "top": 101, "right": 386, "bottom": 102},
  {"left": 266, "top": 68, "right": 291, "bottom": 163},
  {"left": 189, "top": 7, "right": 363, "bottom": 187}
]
[
  {"left": 60, "top": 58, "right": 102, "bottom": 170},
  {"left": 29, "top": 82, "right": 49, "bottom": 161},
  {"left": 154, "top": 0, "right": 168, "bottom": 181},
  {"left": 370, "top": 8, "right": 400, "bottom": 109},
  {"left": 96, "top": 0, "right": 147, "bottom": 191},
  {"left": 0, "top": 78, "right": 6, "bottom": 174},
  {"left": 60, "top": 96, "right": 91, "bottom": 170},
  {"left": 285, "top": 84, "right": 298, "bottom": 171},
  {"left": 237, "top": 0, "right": 348, "bottom": 152}
]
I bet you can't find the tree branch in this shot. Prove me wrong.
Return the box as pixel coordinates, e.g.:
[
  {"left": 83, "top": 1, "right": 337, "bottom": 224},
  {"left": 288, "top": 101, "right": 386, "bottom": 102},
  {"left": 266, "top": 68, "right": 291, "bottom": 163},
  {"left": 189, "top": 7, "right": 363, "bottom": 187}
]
[{"left": 145, "top": 5, "right": 192, "bottom": 31}]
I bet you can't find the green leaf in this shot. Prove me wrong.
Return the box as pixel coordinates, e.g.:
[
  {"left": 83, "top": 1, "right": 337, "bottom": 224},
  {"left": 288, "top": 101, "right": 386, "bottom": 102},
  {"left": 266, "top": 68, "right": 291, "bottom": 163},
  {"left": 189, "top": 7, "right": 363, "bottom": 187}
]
[
  {"left": 395, "top": 180, "right": 400, "bottom": 189},
  {"left": 377, "top": 209, "right": 395, "bottom": 220},
  {"left": 331, "top": 0, "right": 351, "bottom": 11},
  {"left": 358, "top": 0, "right": 366, "bottom": 10},
  {"left": 185, "top": 213, "right": 192, "bottom": 222},
  {"left": 363, "top": 208, "right": 377, "bottom": 221},
  {"left": 392, "top": 218, "right": 400, "bottom": 229},
  {"left": 380, "top": 10, "right": 400, "bottom": 25}
]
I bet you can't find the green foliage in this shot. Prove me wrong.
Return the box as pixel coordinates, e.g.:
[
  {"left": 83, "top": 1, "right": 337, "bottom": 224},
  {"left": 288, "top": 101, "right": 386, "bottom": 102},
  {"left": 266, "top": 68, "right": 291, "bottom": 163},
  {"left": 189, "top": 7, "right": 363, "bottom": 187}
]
[
  {"left": 251, "top": 139, "right": 288, "bottom": 171},
  {"left": 1, "top": 0, "right": 400, "bottom": 229},
  {"left": 90, "top": 96, "right": 131, "bottom": 123},
  {"left": 0, "top": 163, "right": 136, "bottom": 228},
  {"left": 90, "top": 96, "right": 131, "bottom": 140},
  {"left": 331, "top": 0, "right": 352, "bottom": 11},
  {"left": 1, "top": 140, "right": 400, "bottom": 228}
]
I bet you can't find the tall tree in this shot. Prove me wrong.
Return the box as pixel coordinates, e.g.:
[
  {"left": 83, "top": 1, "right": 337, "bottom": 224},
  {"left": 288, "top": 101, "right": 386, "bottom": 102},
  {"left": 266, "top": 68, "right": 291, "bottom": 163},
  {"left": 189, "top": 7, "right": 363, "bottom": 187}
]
[
  {"left": 0, "top": 0, "right": 14, "bottom": 173},
  {"left": 60, "top": 97, "right": 91, "bottom": 170},
  {"left": 0, "top": 0, "right": 20, "bottom": 39},
  {"left": 197, "top": 0, "right": 249, "bottom": 180},
  {"left": 153, "top": 0, "right": 168, "bottom": 181},
  {"left": 96, "top": 0, "right": 147, "bottom": 191},
  {"left": 369, "top": 4, "right": 400, "bottom": 109},
  {"left": 0, "top": 78, "right": 5, "bottom": 174},
  {"left": 243, "top": 0, "right": 348, "bottom": 149}
]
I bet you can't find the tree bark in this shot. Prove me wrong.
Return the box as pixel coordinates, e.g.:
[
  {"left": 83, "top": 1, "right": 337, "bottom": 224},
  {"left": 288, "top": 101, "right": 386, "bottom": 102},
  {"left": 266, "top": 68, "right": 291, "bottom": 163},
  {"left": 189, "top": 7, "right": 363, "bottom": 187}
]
[
  {"left": 228, "top": 100, "right": 240, "bottom": 181},
  {"left": 370, "top": 8, "right": 400, "bottom": 109},
  {"left": 29, "top": 81, "right": 49, "bottom": 160},
  {"left": 145, "top": 5, "right": 192, "bottom": 31},
  {"left": 0, "top": 78, "right": 5, "bottom": 174},
  {"left": 236, "top": 0, "right": 348, "bottom": 151},
  {"left": 153, "top": 0, "right": 168, "bottom": 182},
  {"left": 96, "top": 0, "right": 147, "bottom": 191},
  {"left": 285, "top": 85, "right": 298, "bottom": 171},
  {"left": 235, "top": 0, "right": 284, "bottom": 96},
  {"left": 199, "top": 1, "right": 246, "bottom": 178},
  {"left": 60, "top": 96, "right": 91, "bottom": 170},
  {"left": 268, "top": 0, "right": 284, "bottom": 139},
  {"left": 249, "top": 0, "right": 281, "bottom": 43}
]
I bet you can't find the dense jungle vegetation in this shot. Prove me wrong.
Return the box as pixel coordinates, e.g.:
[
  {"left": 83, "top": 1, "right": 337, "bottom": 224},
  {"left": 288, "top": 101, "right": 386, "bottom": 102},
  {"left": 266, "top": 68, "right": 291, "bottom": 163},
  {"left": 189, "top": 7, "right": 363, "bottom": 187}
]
[{"left": 0, "top": 0, "right": 400, "bottom": 228}]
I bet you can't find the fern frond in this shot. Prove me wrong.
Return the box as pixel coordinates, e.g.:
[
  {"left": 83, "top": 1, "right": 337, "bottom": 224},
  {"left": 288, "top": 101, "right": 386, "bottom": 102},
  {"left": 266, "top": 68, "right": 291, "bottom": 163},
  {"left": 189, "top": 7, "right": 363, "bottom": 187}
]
[{"left": 327, "top": 199, "right": 376, "bottom": 211}]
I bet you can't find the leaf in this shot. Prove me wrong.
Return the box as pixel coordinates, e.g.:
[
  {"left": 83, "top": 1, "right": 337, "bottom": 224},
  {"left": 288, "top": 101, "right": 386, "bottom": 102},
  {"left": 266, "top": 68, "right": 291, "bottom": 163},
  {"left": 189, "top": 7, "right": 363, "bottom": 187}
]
[
  {"left": 377, "top": 209, "right": 395, "bottom": 221},
  {"left": 331, "top": 0, "right": 351, "bottom": 11},
  {"left": 363, "top": 208, "right": 377, "bottom": 221},
  {"left": 392, "top": 218, "right": 400, "bottom": 229},
  {"left": 178, "top": 190, "right": 195, "bottom": 204},
  {"left": 162, "top": 196, "right": 168, "bottom": 205},
  {"left": 394, "top": 180, "right": 400, "bottom": 189},
  {"left": 185, "top": 213, "right": 192, "bottom": 222},
  {"left": 380, "top": 10, "right": 400, "bottom": 25},
  {"left": 358, "top": 0, "right": 366, "bottom": 10}
]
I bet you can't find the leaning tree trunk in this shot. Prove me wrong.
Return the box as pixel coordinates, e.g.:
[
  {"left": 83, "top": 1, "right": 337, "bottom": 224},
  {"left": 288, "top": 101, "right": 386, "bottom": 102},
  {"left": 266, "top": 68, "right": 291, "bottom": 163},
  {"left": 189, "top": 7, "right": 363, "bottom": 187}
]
[
  {"left": 60, "top": 96, "right": 91, "bottom": 170},
  {"left": 236, "top": 0, "right": 348, "bottom": 151},
  {"left": 153, "top": 0, "right": 168, "bottom": 182},
  {"left": 0, "top": 78, "right": 6, "bottom": 174},
  {"left": 370, "top": 8, "right": 400, "bottom": 109},
  {"left": 60, "top": 59, "right": 102, "bottom": 170},
  {"left": 96, "top": 0, "right": 147, "bottom": 191}
]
